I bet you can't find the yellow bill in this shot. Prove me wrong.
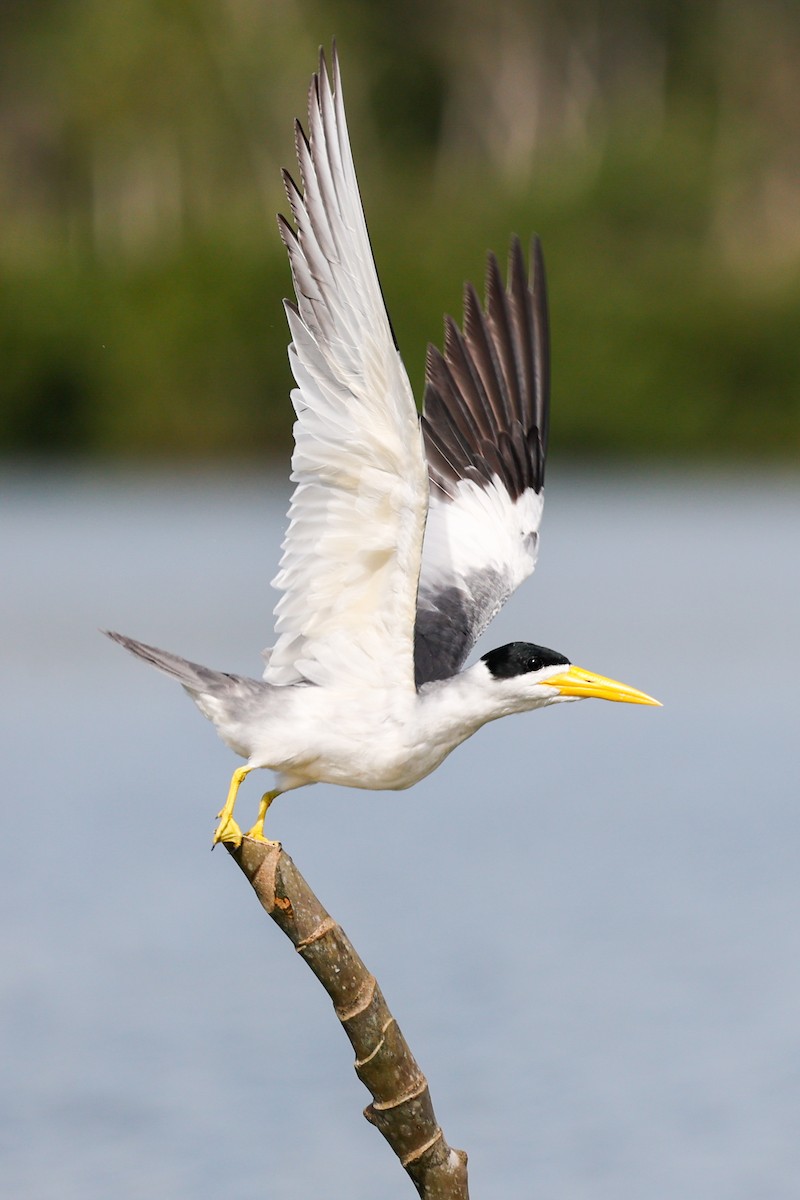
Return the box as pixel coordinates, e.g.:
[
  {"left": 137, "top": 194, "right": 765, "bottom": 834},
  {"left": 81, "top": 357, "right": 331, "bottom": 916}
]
[{"left": 545, "top": 665, "right": 661, "bottom": 706}]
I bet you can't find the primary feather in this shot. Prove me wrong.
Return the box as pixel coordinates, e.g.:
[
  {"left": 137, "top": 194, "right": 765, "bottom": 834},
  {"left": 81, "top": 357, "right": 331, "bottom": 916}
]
[{"left": 265, "top": 49, "right": 428, "bottom": 693}]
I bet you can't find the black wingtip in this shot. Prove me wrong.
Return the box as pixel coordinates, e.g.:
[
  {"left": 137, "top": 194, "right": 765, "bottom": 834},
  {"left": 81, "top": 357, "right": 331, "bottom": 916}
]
[
  {"left": 422, "top": 234, "right": 551, "bottom": 499},
  {"left": 509, "top": 233, "right": 525, "bottom": 277},
  {"left": 276, "top": 211, "right": 297, "bottom": 248},
  {"left": 530, "top": 235, "right": 550, "bottom": 459},
  {"left": 485, "top": 249, "right": 503, "bottom": 301}
]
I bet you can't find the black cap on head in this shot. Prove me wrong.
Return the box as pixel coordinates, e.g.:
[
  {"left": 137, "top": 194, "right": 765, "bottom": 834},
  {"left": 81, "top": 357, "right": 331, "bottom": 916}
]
[{"left": 481, "top": 641, "right": 570, "bottom": 679}]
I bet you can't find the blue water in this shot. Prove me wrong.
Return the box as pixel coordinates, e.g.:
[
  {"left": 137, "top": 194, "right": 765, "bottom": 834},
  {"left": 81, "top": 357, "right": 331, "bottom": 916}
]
[{"left": 2, "top": 465, "right": 799, "bottom": 1199}]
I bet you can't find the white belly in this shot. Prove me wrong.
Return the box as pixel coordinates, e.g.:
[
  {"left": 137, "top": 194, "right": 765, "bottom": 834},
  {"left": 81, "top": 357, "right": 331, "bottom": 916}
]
[{"left": 241, "top": 683, "right": 468, "bottom": 792}]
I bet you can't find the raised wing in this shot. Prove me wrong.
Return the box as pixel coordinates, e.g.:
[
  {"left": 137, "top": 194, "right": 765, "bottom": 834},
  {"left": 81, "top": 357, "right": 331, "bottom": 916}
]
[
  {"left": 414, "top": 237, "right": 550, "bottom": 686},
  {"left": 265, "top": 48, "right": 428, "bottom": 691}
]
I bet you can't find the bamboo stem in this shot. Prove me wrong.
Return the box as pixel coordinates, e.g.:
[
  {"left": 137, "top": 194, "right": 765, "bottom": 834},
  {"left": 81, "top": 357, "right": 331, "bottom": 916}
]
[{"left": 226, "top": 836, "right": 469, "bottom": 1199}]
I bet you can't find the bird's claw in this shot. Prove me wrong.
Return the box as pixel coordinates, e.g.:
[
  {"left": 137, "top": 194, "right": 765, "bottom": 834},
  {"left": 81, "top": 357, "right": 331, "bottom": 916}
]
[
  {"left": 212, "top": 813, "right": 243, "bottom": 849},
  {"left": 243, "top": 821, "right": 280, "bottom": 846}
]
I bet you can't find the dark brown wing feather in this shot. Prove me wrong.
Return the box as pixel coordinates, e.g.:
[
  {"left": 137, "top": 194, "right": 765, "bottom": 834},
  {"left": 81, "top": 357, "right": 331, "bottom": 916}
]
[{"left": 420, "top": 235, "right": 549, "bottom": 502}]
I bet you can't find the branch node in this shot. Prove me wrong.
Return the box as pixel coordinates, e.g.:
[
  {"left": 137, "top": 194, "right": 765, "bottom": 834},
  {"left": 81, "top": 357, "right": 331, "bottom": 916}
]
[
  {"left": 355, "top": 1014, "right": 394, "bottom": 1068},
  {"left": 401, "top": 1129, "right": 443, "bottom": 1167},
  {"left": 371, "top": 1077, "right": 429, "bottom": 1112},
  {"left": 338, "top": 972, "right": 377, "bottom": 1022},
  {"left": 295, "top": 916, "right": 336, "bottom": 949}
]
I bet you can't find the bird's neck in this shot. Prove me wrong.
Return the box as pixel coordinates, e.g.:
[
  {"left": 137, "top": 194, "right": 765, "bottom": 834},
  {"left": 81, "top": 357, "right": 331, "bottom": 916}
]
[{"left": 416, "top": 661, "right": 533, "bottom": 747}]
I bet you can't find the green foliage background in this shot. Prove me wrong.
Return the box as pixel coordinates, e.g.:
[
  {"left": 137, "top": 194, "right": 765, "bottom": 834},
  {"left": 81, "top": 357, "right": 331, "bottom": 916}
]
[{"left": 1, "top": 0, "right": 799, "bottom": 460}]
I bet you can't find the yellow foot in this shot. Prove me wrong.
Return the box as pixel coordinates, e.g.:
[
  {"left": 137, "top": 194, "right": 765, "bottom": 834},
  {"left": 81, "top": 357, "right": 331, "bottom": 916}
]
[
  {"left": 212, "top": 812, "right": 243, "bottom": 848},
  {"left": 212, "top": 765, "right": 251, "bottom": 848},
  {"left": 243, "top": 828, "right": 280, "bottom": 846},
  {"left": 244, "top": 789, "right": 279, "bottom": 843}
]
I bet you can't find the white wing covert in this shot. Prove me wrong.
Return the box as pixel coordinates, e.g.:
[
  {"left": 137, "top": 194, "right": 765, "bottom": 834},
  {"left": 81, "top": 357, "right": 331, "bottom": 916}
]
[
  {"left": 265, "top": 48, "right": 428, "bottom": 692},
  {"left": 415, "top": 238, "right": 550, "bottom": 686}
]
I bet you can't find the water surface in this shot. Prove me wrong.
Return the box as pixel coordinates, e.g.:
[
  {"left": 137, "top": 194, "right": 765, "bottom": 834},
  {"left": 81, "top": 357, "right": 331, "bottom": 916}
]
[{"left": 2, "top": 466, "right": 799, "bottom": 1199}]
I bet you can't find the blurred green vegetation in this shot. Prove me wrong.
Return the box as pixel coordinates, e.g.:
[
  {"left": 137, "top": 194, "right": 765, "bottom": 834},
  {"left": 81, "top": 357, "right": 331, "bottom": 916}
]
[{"left": 1, "top": 0, "right": 799, "bottom": 460}]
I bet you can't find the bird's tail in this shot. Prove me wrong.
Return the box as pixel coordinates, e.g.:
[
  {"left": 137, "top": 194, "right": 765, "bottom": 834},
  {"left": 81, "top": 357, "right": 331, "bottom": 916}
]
[
  {"left": 104, "top": 630, "right": 271, "bottom": 759},
  {"left": 104, "top": 630, "right": 232, "bottom": 693}
]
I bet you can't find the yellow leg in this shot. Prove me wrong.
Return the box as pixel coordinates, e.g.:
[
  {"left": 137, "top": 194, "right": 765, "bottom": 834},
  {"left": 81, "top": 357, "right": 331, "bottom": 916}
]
[
  {"left": 245, "top": 789, "right": 280, "bottom": 843},
  {"left": 212, "top": 765, "right": 251, "bottom": 848}
]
